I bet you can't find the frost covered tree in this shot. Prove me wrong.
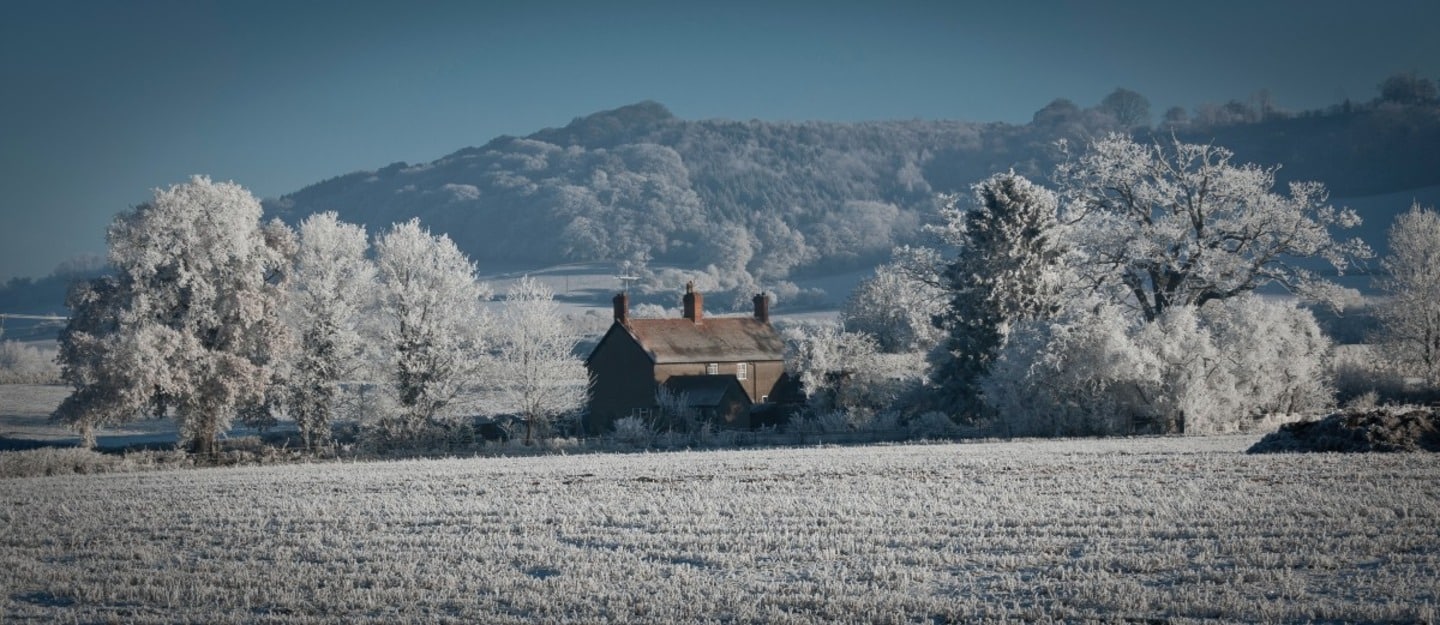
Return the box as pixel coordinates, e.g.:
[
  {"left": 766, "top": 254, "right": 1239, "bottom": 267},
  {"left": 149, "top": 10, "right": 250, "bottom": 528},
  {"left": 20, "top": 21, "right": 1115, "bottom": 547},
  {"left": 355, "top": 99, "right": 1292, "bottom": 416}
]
[
  {"left": 783, "top": 321, "right": 923, "bottom": 418},
  {"left": 840, "top": 258, "right": 945, "bottom": 354},
  {"left": 986, "top": 295, "right": 1333, "bottom": 436},
  {"left": 54, "top": 177, "right": 294, "bottom": 452},
  {"left": 1376, "top": 203, "right": 1440, "bottom": 385},
  {"left": 491, "top": 276, "right": 589, "bottom": 444},
  {"left": 53, "top": 277, "right": 131, "bottom": 447},
  {"left": 984, "top": 303, "right": 1155, "bottom": 437},
  {"left": 373, "top": 219, "right": 492, "bottom": 434},
  {"left": 285, "top": 213, "right": 375, "bottom": 449},
  {"left": 1203, "top": 295, "right": 1333, "bottom": 421},
  {"left": 929, "top": 172, "right": 1066, "bottom": 419},
  {"left": 1056, "top": 134, "right": 1371, "bottom": 322}
]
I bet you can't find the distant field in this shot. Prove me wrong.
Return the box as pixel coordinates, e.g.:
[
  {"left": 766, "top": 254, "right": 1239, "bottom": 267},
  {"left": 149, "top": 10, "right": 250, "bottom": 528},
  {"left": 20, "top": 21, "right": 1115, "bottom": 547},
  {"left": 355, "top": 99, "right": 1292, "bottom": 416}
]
[
  {"left": 0, "top": 384, "right": 71, "bottom": 441},
  {"left": 3, "top": 436, "right": 1436, "bottom": 623},
  {"left": 476, "top": 261, "right": 860, "bottom": 317},
  {"left": 0, "top": 384, "right": 283, "bottom": 449}
]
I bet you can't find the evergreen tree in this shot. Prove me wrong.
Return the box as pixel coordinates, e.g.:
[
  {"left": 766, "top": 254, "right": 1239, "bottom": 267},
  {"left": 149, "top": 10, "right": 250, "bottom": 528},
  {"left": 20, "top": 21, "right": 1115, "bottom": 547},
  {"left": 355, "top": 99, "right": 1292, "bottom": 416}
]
[{"left": 929, "top": 172, "right": 1065, "bottom": 420}]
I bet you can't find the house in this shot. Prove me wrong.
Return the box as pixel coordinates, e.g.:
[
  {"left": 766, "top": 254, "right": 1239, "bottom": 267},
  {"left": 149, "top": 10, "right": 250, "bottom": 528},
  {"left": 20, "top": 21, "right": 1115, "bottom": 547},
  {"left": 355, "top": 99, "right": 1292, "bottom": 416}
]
[{"left": 584, "top": 282, "right": 787, "bottom": 433}]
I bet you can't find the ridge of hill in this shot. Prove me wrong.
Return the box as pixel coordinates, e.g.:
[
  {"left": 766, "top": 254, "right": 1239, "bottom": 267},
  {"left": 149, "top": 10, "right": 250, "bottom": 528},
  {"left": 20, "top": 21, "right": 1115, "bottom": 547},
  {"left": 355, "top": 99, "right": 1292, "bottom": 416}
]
[
  {"left": 8, "top": 99, "right": 1440, "bottom": 321},
  {"left": 263, "top": 99, "right": 1440, "bottom": 307}
]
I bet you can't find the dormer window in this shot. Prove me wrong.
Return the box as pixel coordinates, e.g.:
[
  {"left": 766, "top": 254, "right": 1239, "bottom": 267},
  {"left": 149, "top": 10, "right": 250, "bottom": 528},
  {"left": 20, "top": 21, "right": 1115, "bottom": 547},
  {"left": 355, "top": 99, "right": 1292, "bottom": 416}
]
[{"left": 706, "top": 363, "right": 718, "bottom": 375}]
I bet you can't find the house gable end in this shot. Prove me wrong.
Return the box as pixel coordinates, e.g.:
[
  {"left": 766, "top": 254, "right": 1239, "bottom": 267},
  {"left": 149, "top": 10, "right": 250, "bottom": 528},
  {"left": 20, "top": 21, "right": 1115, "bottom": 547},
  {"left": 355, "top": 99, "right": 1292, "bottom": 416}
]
[{"left": 585, "top": 321, "right": 656, "bottom": 368}]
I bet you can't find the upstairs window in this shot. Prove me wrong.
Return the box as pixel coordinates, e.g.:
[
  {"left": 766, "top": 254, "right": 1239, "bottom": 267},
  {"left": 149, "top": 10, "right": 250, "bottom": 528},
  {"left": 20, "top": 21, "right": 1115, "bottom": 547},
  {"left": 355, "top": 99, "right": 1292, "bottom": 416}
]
[
  {"left": 706, "top": 363, "right": 718, "bottom": 375},
  {"left": 736, "top": 363, "right": 748, "bottom": 380}
]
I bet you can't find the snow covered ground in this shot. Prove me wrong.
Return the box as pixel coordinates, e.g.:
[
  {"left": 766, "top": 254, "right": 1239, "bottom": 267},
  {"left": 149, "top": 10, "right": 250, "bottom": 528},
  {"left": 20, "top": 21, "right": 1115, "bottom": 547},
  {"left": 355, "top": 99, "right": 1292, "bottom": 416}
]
[{"left": 2, "top": 435, "right": 1436, "bottom": 623}]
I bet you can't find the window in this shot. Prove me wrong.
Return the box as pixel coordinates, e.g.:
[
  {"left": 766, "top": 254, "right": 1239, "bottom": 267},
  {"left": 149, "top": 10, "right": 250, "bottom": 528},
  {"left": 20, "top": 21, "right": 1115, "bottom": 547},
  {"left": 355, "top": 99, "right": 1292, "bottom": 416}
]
[
  {"left": 736, "top": 362, "right": 748, "bottom": 380},
  {"left": 706, "top": 363, "right": 718, "bottom": 375},
  {"left": 630, "top": 407, "right": 652, "bottom": 420}
]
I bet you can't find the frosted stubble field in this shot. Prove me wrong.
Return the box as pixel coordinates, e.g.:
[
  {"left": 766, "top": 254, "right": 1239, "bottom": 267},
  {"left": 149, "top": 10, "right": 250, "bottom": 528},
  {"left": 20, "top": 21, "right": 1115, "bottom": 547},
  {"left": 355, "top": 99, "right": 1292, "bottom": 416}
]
[{"left": 3, "top": 436, "right": 1438, "bottom": 623}]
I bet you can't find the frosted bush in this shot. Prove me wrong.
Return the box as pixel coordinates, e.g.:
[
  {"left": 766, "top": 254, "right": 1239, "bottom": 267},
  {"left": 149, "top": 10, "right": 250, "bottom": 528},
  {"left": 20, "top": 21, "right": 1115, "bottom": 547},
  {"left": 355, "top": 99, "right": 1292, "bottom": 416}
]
[
  {"left": 783, "top": 322, "right": 928, "bottom": 417},
  {"left": 1333, "top": 345, "right": 1410, "bottom": 404},
  {"left": 0, "top": 341, "right": 60, "bottom": 384},
  {"left": 813, "top": 410, "right": 851, "bottom": 433},
  {"left": 0, "top": 448, "right": 127, "bottom": 478},
  {"left": 787, "top": 410, "right": 851, "bottom": 435},
  {"left": 851, "top": 410, "right": 900, "bottom": 433},
  {"left": 1198, "top": 295, "right": 1335, "bottom": 429},
  {"left": 985, "top": 303, "right": 1156, "bottom": 437},
  {"left": 705, "top": 428, "right": 740, "bottom": 448},
  {"left": 653, "top": 430, "right": 688, "bottom": 449},
  {"left": 611, "top": 416, "right": 654, "bottom": 447},
  {"left": 905, "top": 411, "right": 960, "bottom": 439},
  {"left": 0, "top": 447, "right": 189, "bottom": 478},
  {"left": 985, "top": 296, "right": 1335, "bottom": 436},
  {"left": 1134, "top": 305, "right": 1235, "bottom": 434}
]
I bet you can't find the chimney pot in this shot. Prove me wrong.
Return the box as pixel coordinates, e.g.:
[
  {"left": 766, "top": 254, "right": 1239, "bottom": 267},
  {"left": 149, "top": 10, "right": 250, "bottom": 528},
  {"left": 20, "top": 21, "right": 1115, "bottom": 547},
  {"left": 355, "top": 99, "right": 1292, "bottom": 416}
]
[
  {"left": 613, "top": 292, "right": 629, "bottom": 326},
  {"left": 683, "top": 281, "right": 703, "bottom": 323}
]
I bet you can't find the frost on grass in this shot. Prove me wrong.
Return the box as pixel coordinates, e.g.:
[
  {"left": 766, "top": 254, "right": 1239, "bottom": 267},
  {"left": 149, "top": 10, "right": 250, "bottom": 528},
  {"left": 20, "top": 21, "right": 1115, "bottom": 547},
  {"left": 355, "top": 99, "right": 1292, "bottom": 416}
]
[{"left": 2, "top": 436, "right": 1438, "bottom": 624}]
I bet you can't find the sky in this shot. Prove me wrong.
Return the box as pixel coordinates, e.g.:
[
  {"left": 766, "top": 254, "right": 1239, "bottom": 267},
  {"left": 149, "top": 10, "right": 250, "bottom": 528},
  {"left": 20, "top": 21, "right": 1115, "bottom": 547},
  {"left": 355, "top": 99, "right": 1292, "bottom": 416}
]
[{"left": 2, "top": 0, "right": 1438, "bottom": 281}]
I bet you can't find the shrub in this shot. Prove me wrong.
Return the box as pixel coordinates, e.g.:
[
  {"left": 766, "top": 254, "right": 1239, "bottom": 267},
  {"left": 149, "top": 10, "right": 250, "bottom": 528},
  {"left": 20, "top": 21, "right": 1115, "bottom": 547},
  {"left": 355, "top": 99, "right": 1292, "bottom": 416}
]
[
  {"left": 985, "top": 303, "right": 1154, "bottom": 437},
  {"left": 904, "top": 411, "right": 962, "bottom": 439},
  {"left": 984, "top": 296, "right": 1335, "bottom": 437},
  {"left": 0, "top": 340, "right": 61, "bottom": 384},
  {"left": 611, "top": 416, "right": 654, "bottom": 448},
  {"left": 0, "top": 448, "right": 190, "bottom": 478}
]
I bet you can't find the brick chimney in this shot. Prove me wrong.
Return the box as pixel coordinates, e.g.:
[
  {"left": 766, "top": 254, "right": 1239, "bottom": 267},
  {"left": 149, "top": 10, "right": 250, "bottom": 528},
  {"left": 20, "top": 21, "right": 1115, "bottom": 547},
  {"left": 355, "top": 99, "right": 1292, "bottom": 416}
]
[
  {"left": 682, "top": 281, "right": 703, "bottom": 323},
  {"left": 753, "top": 292, "right": 769, "bottom": 324},
  {"left": 612, "top": 292, "right": 629, "bottom": 326}
]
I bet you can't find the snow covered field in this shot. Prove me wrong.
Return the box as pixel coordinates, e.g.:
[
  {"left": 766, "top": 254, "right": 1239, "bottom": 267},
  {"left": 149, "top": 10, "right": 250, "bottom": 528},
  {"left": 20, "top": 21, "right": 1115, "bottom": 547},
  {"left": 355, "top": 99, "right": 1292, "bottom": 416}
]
[{"left": 3, "top": 435, "right": 1437, "bottom": 623}]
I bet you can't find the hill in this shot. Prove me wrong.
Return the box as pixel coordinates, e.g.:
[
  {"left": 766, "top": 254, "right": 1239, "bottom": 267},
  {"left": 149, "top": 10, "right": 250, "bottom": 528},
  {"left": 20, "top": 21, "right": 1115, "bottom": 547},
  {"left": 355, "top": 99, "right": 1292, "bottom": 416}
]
[
  {"left": 263, "top": 99, "right": 1440, "bottom": 307},
  {"left": 8, "top": 98, "right": 1438, "bottom": 321}
]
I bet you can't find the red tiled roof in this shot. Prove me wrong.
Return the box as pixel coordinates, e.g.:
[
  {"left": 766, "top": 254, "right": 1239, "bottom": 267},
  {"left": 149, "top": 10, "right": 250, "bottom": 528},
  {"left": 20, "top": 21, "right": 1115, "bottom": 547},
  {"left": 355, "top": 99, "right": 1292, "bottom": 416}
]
[{"left": 624, "top": 316, "right": 785, "bottom": 364}]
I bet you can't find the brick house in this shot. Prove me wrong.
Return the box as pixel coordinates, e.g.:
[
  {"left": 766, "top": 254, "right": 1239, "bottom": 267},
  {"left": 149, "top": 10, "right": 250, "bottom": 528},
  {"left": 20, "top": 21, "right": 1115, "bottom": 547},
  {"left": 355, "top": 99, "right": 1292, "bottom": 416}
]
[{"left": 584, "top": 283, "right": 787, "bottom": 433}]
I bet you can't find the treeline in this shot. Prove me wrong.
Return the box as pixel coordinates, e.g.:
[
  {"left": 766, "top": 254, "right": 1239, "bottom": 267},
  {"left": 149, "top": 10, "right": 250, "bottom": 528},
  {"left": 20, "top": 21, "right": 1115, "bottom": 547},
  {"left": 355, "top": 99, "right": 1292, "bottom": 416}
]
[
  {"left": 55, "top": 177, "right": 588, "bottom": 454},
  {"left": 8, "top": 74, "right": 1438, "bottom": 320},
  {"left": 42, "top": 137, "right": 1440, "bottom": 454},
  {"left": 263, "top": 74, "right": 1440, "bottom": 307},
  {"left": 787, "top": 133, "right": 1440, "bottom": 438}
]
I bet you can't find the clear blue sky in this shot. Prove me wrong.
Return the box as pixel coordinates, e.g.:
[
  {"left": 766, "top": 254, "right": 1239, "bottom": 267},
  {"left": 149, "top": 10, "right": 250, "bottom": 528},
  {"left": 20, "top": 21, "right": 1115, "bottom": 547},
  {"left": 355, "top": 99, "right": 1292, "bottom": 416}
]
[{"left": 2, "top": 0, "right": 1437, "bottom": 281}]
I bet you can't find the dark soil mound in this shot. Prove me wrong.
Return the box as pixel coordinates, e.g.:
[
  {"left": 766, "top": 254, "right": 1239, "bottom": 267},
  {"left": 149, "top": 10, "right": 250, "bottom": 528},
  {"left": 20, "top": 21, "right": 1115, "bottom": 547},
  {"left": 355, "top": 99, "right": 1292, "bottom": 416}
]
[{"left": 1248, "top": 407, "right": 1440, "bottom": 453}]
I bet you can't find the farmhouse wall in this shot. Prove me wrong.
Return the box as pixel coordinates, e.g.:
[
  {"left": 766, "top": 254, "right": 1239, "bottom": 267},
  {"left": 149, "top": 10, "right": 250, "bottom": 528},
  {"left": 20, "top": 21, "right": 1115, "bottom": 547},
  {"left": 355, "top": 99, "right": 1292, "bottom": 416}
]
[{"left": 585, "top": 323, "right": 657, "bottom": 434}]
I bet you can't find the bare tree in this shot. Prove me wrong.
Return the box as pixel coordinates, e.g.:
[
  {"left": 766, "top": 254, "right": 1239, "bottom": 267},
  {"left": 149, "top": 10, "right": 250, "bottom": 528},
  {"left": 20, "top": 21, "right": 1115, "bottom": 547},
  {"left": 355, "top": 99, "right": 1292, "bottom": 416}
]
[
  {"left": 491, "top": 276, "right": 589, "bottom": 444},
  {"left": 1376, "top": 203, "right": 1440, "bottom": 385},
  {"left": 1056, "top": 134, "right": 1372, "bottom": 322}
]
